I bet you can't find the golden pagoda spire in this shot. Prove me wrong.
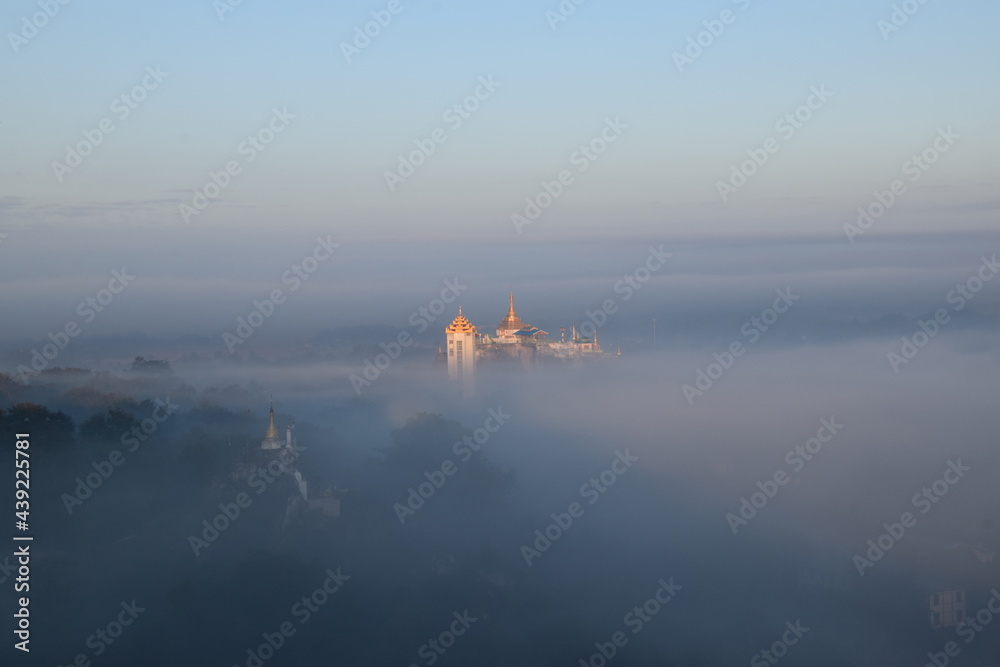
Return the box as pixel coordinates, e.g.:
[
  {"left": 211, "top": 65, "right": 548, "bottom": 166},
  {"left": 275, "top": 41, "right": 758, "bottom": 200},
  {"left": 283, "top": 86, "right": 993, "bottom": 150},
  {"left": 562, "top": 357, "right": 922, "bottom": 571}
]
[
  {"left": 498, "top": 292, "right": 526, "bottom": 335},
  {"left": 265, "top": 404, "right": 279, "bottom": 440}
]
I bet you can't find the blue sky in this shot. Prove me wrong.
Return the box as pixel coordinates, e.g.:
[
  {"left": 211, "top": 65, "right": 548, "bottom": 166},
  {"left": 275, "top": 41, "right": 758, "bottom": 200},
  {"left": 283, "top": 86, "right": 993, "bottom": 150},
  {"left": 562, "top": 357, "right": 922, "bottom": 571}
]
[{"left": 2, "top": 0, "right": 998, "bottom": 242}]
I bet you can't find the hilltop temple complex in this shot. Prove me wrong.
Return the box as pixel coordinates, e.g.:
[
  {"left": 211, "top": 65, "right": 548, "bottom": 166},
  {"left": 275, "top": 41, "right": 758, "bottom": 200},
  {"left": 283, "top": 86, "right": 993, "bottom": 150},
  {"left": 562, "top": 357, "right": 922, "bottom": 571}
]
[
  {"left": 224, "top": 404, "right": 342, "bottom": 524},
  {"left": 442, "top": 293, "right": 617, "bottom": 397}
]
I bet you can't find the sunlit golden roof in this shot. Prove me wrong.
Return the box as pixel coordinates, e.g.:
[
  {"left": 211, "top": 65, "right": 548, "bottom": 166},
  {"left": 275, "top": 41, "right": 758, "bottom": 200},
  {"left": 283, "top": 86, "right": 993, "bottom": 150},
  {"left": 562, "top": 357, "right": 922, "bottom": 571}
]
[
  {"left": 497, "top": 292, "right": 526, "bottom": 332},
  {"left": 446, "top": 306, "right": 477, "bottom": 334}
]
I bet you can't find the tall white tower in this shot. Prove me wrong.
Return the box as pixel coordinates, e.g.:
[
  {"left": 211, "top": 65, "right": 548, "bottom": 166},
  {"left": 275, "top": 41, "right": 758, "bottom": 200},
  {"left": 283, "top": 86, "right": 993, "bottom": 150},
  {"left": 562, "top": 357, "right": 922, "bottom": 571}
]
[{"left": 445, "top": 307, "right": 477, "bottom": 398}]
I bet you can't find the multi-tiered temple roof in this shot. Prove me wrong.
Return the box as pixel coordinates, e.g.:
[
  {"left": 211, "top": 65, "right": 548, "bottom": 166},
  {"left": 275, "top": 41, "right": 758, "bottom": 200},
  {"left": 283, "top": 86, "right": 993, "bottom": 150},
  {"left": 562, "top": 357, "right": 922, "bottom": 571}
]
[{"left": 445, "top": 306, "right": 477, "bottom": 334}]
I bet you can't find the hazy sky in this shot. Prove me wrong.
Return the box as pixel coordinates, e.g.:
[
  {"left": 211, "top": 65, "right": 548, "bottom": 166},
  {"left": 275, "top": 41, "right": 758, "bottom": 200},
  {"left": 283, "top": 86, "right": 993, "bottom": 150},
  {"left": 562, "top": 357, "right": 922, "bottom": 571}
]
[
  {"left": 4, "top": 6, "right": 1000, "bottom": 661},
  {"left": 2, "top": 0, "right": 998, "bottom": 241}
]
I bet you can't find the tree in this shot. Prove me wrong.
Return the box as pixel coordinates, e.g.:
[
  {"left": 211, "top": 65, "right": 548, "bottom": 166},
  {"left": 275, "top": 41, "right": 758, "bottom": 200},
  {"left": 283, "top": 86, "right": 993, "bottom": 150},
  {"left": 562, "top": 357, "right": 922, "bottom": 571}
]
[
  {"left": 130, "top": 356, "right": 174, "bottom": 375},
  {"left": 380, "top": 412, "right": 516, "bottom": 504},
  {"left": 78, "top": 408, "right": 138, "bottom": 444},
  {"left": 0, "top": 402, "right": 76, "bottom": 452}
]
